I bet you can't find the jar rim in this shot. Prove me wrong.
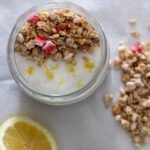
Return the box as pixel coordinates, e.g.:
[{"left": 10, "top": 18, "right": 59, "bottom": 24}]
[{"left": 7, "top": 0, "right": 109, "bottom": 105}]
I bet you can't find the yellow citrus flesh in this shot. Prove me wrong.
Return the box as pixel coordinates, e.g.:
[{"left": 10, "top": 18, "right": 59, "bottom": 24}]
[
  {"left": 3, "top": 122, "right": 52, "bottom": 150},
  {"left": 0, "top": 116, "right": 58, "bottom": 150}
]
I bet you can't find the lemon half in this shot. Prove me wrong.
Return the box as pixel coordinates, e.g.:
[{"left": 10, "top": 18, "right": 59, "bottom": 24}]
[{"left": 0, "top": 115, "right": 58, "bottom": 150}]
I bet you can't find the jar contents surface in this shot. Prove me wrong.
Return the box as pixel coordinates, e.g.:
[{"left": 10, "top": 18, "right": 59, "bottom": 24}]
[{"left": 15, "top": 9, "right": 100, "bottom": 95}]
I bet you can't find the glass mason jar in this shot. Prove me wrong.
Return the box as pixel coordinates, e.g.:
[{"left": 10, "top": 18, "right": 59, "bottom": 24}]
[{"left": 7, "top": 0, "right": 109, "bottom": 105}]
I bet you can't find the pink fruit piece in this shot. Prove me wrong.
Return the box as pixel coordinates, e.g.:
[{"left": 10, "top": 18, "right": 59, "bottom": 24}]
[
  {"left": 35, "top": 36, "right": 46, "bottom": 47},
  {"left": 43, "top": 41, "right": 56, "bottom": 54},
  {"left": 131, "top": 43, "right": 142, "bottom": 53},
  {"left": 28, "top": 15, "right": 40, "bottom": 23},
  {"left": 55, "top": 24, "right": 63, "bottom": 32},
  {"left": 67, "top": 19, "right": 73, "bottom": 24}
]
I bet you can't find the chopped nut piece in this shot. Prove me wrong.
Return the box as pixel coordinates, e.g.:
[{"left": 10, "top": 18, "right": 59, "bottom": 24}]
[
  {"left": 113, "top": 57, "right": 121, "bottom": 68},
  {"left": 104, "top": 94, "right": 114, "bottom": 108},
  {"left": 49, "top": 10, "right": 56, "bottom": 20},
  {"left": 25, "top": 40, "right": 35, "bottom": 50},
  {"left": 49, "top": 34, "right": 60, "bottom": 39},
  {"left": 133, "top": 136, "right": 143, "bottom": 145},
  {"left": 119, "top": 88, "right": 126, "bottom": 95},
  {"left": 64, "top": 52, "right": 74, "bottom": 61},
  {"left": 126, "top": 81, "right": 136, "bottom": 91},
  {"left": 119, "top": 95, "right": 128, "bottom": 104},
  {"left": 146, "top": 72, "right": 150, "bottom": 78},
  {"left": 38, "top": 11, "right": 49, "bottom": 20},
  {"left": 118, "top": 45, "right": 126, "bottom": 51},
  {"left": 115, "top": 115, "right": 121, "bottom": 122},
  {"left": 140, "top": 99, "right": 150, "bottom": 108},
  {"left": 66, "top": 38, "right": 74, "bottom": 47},
  {"left": 131, "top": 113, "right": 138, "bottom": 122},
  {"left": 53, "top": 52, "right": 63, "bottom": 61},
  {"left": 120, "top": 119, "right": 130, "bottom": 128},
  {"left": 130, "top": 122, "right": 137, "bottom": 131},
  {"left": 134, "top": 73, "right": 141, "bottom": 79},
  {"left": 134, "top": 78, "right": 144, "bottom": 87},
  {"left": 73, "top": 15, "right": 81, "bottom": 23},
  {"left": 19, "top": 45, "right": 28, "bottom": 55},
  {"left": 112, "top": 104, "right": 121, "bottom": 115},
  {"left": 128, "top": 18, "right": 136, "bottom": 25},
  {"left": 130, "top": 30, "right": 140, "bottom": 37},
  {"left": 125, "top": 106, "right": 133, "bottom": 114},
  {"left": 121, "top": 63, "right": 129, "bottom": 71},
  {"left": 32, "top": 48, "right": 39, "bottom": 57},
  {"left": 37, "top": 21, "right": 51, "bottom": 32},
  {"left": 17, "top": 33, "right": 24, "bottom": 43}
]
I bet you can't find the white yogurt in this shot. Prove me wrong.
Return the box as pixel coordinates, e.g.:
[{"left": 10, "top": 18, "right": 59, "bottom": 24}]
[{"left": 15, "top": 48, "right": 100, "bottom": 95}]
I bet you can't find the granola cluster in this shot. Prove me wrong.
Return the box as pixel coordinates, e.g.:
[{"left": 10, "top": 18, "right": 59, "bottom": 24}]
[
  {"left": 112, "top": 42, "right": 150, "bottom": 147},
  {"left": 15, "top": 9, "right": 99, "bottom": 66}
]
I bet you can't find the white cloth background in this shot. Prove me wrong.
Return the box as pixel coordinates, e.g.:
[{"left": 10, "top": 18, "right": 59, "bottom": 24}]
[{"left": 0, "top": 0, "right": 150, "bottom": 149}]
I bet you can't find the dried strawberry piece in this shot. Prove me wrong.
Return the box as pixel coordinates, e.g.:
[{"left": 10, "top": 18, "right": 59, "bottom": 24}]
[
  {"left": 35, "top": 36, "right": 46, "bottom": 47},
  {"left": 55, "top": 24, "right": 63, "bottom": 32},
  {"left": 28, "top": 15, "right": 40, "bottom": 23},
  {"left": 43, "top": 41, "right": 56, "bottom": 54},
  {"left": 67, "top": 19, "right": 73, "bottom": 24},
  {"left": 131, "top": 43, "right": 142, "bottom": 53},
  {"left": 66, "top": 28, "right": 71, "bottom": 34}
]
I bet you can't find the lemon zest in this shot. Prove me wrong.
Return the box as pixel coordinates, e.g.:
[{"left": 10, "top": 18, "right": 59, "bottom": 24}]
[
  {"left": 66, "top": 64, "right": 76, "bottom": 73},
  {"left": 83, "top": 57, "right": 95, "bottom": 73},
  {"left": 51, "top": 64, "right": 59, "bottom": 70},
  {"left": 27, "top": 66, "right": 35, "bottom": 75},
  {"left": 76, "top": 81, "right": 84, "bottom": 89},
  {"left": 45, "top": 65, "right": 55, "bottom": 80},
  {"left": 58, "top": 76, "right": 64, "bottom": 85}
]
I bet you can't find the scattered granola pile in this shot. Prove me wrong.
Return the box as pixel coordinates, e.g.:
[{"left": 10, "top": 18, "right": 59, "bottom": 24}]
[
  {"left": 15, "top": 9, "right": 99, "bottom": 66},
  {"left": 112, "top": 42, "right": 150, "bottom": 147}
]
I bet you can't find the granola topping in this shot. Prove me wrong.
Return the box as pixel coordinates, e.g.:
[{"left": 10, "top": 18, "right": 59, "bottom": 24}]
[{"left": 15, "top": 9, "right": 99, "bottom": 65}]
